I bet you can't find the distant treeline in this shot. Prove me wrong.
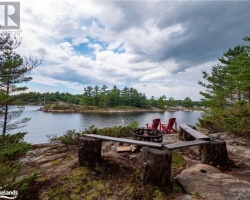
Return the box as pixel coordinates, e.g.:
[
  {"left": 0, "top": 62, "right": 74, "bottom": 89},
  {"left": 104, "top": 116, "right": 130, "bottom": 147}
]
[{"left": 16, "top": 85, "right": 201, "bottom": 109}]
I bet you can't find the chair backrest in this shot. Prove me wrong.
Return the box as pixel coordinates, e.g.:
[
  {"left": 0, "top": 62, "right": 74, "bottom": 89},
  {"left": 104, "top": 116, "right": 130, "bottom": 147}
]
[
  {"left": 152, "top": 118, "right": 161, "bottom": 129},
  {"left": 168, "top": 118, "right": 176, "bottom": 129}
]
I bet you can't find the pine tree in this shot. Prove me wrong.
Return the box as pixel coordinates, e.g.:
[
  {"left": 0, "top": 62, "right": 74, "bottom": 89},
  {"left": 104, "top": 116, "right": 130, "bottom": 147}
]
[
  {"left": 0, "top": 36, "right": 41, "bottom": 136},
  {"left": 198, "top": 37, "right": 250, "bottom": 134}
]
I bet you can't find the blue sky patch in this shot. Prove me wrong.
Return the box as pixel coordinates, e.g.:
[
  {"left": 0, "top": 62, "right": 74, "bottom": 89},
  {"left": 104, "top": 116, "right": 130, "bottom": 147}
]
[
  {"left": 113, "top": 43, "right": 126, "bottom": 54},
  {"left": 63, "top": 36, "right": 110, "bottom": 59}
]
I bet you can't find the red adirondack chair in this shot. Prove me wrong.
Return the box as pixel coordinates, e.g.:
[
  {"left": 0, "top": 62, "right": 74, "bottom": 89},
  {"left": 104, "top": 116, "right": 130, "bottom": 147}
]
[
  {"left": 146, "top": 118, "right": 161, "bottom": 130},
  {"left": 161, "top": 118, "right": 177, "bottom": 134}
]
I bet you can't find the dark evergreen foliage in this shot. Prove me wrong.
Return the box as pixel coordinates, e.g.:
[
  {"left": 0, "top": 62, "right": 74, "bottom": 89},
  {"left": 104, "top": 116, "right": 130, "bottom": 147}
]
[
  {"left": 198, "top": 37, "right": 250, "bottom": 136},
  {"left": 0, "top": 33, "right": 42, "bottom": 136},
  {"left": 15, "top": 87, "right": 200, "bottom": 109}
]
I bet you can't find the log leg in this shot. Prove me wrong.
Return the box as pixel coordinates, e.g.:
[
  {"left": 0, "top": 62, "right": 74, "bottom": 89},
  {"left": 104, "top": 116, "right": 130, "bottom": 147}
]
[
  {"left": 179, "top": 125, "right": 195, "bottom": 141},
  {"left": 179, "top": 128, "right": 185, "bottom": 141},
  {"left": 179, "top": 128, "right": 195, "bottom": 141},
  {"left": 199, "top": 137, "right": 229, "bottom": 166},
  {"left": 141, "top": 147, "right": 172, "bottom": 190},
  {"left": 78, "top": 137, "right": 102, "bottom": 168},
  {"left": 185, "top": 125, "right": 196, "bottom": 141},
  {"left": 185, "top": 133, "right": 196, "bottom": 141}
]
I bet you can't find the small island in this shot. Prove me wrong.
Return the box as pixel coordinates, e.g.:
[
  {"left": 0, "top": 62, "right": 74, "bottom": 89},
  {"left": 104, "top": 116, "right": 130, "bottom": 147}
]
[
  {"left": 39, "top": 101, "right": 198, "bottom": 113},
  {"left": 17, "top": 86, "right": 201, "bottom": 113}
]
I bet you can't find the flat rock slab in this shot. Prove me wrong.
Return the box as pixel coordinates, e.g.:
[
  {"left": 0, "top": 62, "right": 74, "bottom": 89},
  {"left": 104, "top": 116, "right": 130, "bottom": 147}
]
[
  {"left": 176, "top": 164, "right": 250, "bottom": 200},
  {"left": 210, "top": 132, "right": 250, "bottom": 182}
]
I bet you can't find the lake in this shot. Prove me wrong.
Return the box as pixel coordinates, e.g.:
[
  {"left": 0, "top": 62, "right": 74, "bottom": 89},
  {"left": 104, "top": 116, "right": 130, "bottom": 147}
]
[{"left": 10, "top": 106, "right": 202, "bottom": 144}]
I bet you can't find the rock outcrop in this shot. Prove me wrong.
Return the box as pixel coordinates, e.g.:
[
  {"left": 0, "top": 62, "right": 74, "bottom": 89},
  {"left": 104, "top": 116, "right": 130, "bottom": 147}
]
[{"left": 176, "top": 163, "right": 250, "bottom": 200}]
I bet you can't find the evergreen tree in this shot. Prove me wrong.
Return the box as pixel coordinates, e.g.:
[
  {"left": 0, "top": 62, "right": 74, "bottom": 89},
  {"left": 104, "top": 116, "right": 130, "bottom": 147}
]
[
  {"left": 166, "top": 97, "right": 176, "bottom": 107},
  {"left": 109, "top": 85, "right": 120, "bottom": 107},
  {"left": 83, "top": 86, "right": 93, "bottom": 106},
  {"left": 120, "top": 86, "right": 130, "bottom": 105},
  {"left": 0, "top": 32, "right": 20, "bottom": 50},
  {"left": 0, "top": 50, "right": 41, "bottom": 136},
  {"left": 219, "top": 45, "right": 247, "bottom": 102},
  {"left": 156, "top": 95, "right": 166, "bottom": 109},
  {"left": 198, "top": 37, "right": 250, "bottom": 135},
  {"left": 198, "top": 64, "right": 228, "bottom": 108},
  {"left": 182, "top": 97, "right": 193, "bottom": 108}
]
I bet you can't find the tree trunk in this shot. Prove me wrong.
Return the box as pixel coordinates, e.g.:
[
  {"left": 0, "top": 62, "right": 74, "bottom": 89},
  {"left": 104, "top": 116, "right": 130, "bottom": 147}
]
[
  {"left": 199, "top": 137, "right": 229, "bottom": 166},
  {"left": 2, "top": 81, "right": 10, "bottom": 136},
  {"left": 141, "top": 147, "right": 172, "bottom": 190},
  {"left": 78, "top": 137, "right": 102, "bottom": 168},
  {"left": 3, "top": 104, "right": 8, "bottom": 136}
]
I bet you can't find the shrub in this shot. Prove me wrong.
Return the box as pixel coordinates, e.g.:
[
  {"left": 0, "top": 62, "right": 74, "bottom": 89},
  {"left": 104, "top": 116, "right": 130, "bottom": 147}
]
[
  {"left": 198, "top": 102, "right": 250, "bottom": 137},
  {"left": 0, "top": 132, "right": 31, "bottom": 188},
  {"left": 50, "top": 121, "right": 140, "bottom": 145},
  {"left": 0, "top": 132, "right": 31, "bottom": 162},
  {"left": 0, "top": 163, "right": 20, "bottom": 187},
  {"left": 0, "top": 132, "right": 27, "bottom": 144},
  {"left": 221, "top": 102, "right": 250, "bottom": 136},
  {"left": 48, "top": 129, "right": 82, "bottom": 145},
  {"left": 0, "top": 142, "right": 31, "bottom": 161}
]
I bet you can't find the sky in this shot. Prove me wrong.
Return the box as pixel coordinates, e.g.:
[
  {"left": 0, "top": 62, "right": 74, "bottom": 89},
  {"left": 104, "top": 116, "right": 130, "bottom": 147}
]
[{"left": 8, "top": 0, "right": 250, "bottom": 100}]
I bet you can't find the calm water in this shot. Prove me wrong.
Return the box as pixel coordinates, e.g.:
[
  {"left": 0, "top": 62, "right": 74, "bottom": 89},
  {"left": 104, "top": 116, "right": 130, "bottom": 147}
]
[{"left": 10, "top": 106, "right": 202, "bottom": 144}]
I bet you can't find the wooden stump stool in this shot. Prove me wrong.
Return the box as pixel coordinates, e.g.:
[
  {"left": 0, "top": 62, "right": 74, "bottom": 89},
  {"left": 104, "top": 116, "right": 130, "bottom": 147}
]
[
  {"left": 78, "top": 137, "right": 102, "bottom": 168},
  {"left": 141, "top": 147, "right": 172, "bottom": 190},
  {"left": 199, "top": 137, "right": 229, "bottom": 166}
]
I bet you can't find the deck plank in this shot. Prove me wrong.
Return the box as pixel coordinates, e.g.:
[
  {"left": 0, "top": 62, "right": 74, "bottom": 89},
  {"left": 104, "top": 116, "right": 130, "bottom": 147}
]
[
  {"left": 83, "top": 134, "right": 163, "bottom": 148},
  {"left": 164, "top": 140, "right": 209, "bottom": 150},
  {"left": 179, "top": 124, "right": 210, "bottom": 141}
]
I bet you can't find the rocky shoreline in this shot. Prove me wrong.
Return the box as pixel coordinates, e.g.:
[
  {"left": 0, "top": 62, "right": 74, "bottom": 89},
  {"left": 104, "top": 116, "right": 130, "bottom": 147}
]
[{"left": 39, "top": 102, "right": 197, "bottom": 113}]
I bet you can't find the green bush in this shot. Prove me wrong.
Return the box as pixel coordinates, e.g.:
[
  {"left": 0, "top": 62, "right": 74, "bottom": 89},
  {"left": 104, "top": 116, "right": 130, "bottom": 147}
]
[
  {"left": 0, "top": 132, "right": 31, "bottom": 162},
  {"left": 44, "top": 104, "right": 51, "bottom": 109},
  {"left": 0, "top": 163, "right": 20, "bottom": 187},
  {"left": 49, "top": 129, "right": 82, "bottom": 145},
  {"left": 221, "top": 102, "right": 250, "bottom": 136},
  {"left": 198, "top": 108, "right": 226, "bottom": 132},
  {"left": 0, "top": 142, "right": 31, "bottom": 161},
  {"left": 0, "top": 132, "right": 27, "bottom": 144},
  {"left": 0, "top": 132, "right": 31, "bottom": 188},
  {"left": 53, "top": 104, "right": 66, "bottom": 110},
  {"left": 198, "top": 102, "right": 250, "bottom": 136},
  {"left": 0, "top": 133, "right": 30, "bottom": 159},
  {"left": 50, "top": 121, "right": 140, "bottom": 145}
]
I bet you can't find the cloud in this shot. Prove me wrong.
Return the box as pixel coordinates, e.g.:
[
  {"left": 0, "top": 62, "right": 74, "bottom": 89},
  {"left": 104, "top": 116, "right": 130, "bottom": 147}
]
[{"left": 17, "top": 0, "right": 250, "bottom": 100}]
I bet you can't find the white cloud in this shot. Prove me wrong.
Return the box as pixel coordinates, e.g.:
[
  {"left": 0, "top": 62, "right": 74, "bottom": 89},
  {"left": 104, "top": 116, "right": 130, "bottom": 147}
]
[
  {"left": 72, "top": 37, "right": 89, "bottom": 46},
  {"left": 16, "top": 0, "right": 250, "bottom": 101}
]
